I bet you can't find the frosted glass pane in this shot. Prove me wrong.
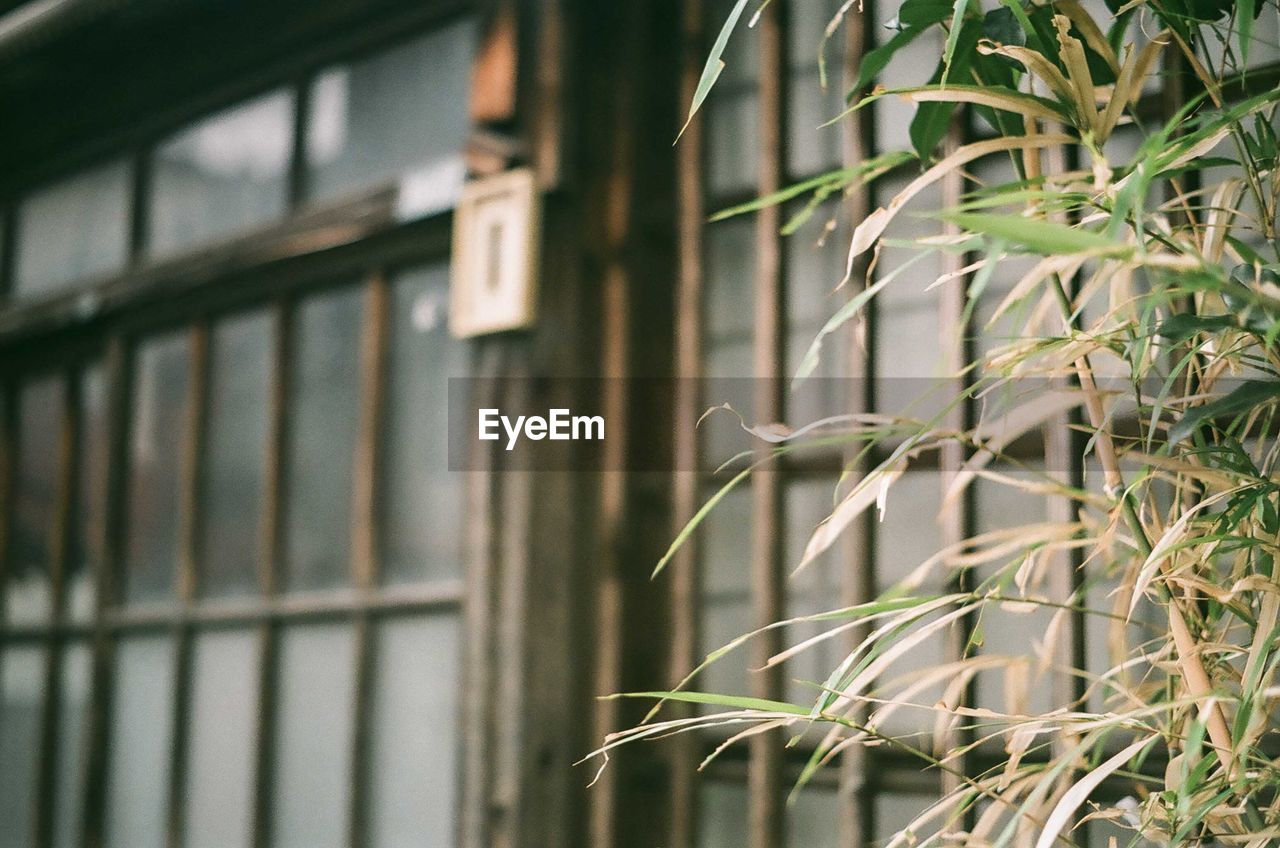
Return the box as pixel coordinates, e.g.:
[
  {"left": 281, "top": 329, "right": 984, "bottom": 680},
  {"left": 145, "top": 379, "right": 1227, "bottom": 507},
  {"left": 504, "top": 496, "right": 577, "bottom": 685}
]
[
  {"left": 284, "top": 288, "right": 363, "bottom": 592},
  {"left": 200, "top": 312, "right": 271, "bottom": 598},
  {"left": 788, "top": 69, "right": 844, "bottom": 176},
  {"left": 706, "top": 217, "right": 756, "bottom": 344},
  {"left": 307, "top": 20, "right": 476, "bottom": 207},
  {"left": 784, "top": 478, "right": 844, "bottom": 704},
  {"left": 382, "top": 266, "right": 467, "bottom": 585},
  {"left": 184, "top": 630, "right": 259, "bottom": 848},
  {"left": 788, "top": 787, "right": 841, "bottom": 848},
  {"left": 0, "top": 646, "right": 46, "bottom": 848},
  {"left": 699, "top": 782, "right": 748, "bottom": 848},
  {"left": 8, "top": 376, "right": 63, "bottom": 625},
  {"left": 703, "top": 783, "right": 842, "bottom": 848},
  {"left": 874, "top": 30, "right": 944, "bottom": 154},
  {"left": 706, "top": 91, "right": 759, "bottom": 196},
  {"left": 875, "top": 471, "right": 945, "bottom": 593},
  {"left": 14, "top": 160, "right": 131, "bottom": 299},
  {"left": 701, "top": 485, "right": 752, "bottom": 700},
  {"left": 368, "top": 615, "right": 460, "bottom": 847},
  {"left": 272, "top": 625, "right": 356, "bottom": 848},
  {"left": 973, "top": 471, "right": 1056, "bottom": 717},
  {"left": 875, "top": 793, "right": 938, "bottom": 847},
  {"left": 68, "top": 365, "right": 106, "bottom": 622},
  {"left": 106, "top": 636, "right": 175, "bottom": 848},
  {"left": 125, "top": 332, "right": 190, "bottom": 604},
  {"left": 53, "top": 643, "right": 92, "bottom": 848},
  {"left": 150, "top": 91, "right": 293, "bottom": 255}
]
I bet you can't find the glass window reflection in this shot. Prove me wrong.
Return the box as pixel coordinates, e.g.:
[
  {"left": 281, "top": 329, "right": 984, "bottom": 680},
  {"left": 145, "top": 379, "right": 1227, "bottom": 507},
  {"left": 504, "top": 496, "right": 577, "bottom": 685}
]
[
  {"left": 306, "top": 20, "right": 476, "bottom": 211},
  {"left": 14, "top": 161, "right": 131, "bottom": 299},
  {"left": 150, "top": 91, "right": 294, "bottom": 256}
]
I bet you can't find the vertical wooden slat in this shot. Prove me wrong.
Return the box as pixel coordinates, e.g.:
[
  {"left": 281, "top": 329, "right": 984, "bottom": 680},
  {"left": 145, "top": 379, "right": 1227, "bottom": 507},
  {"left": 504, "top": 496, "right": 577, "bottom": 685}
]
[
  {"left": 588, "top": 0, "right": 638, "bottom": 843},
  {"left": 34, "top": 372, "right": 79, "bottom": 848},
  {"left": 251, "top": 301, "right": 292, "bottom": 848},
  {"left": 0, "top": 379, "right": 13, "bottom": 633},
  {"left": 128, "top": 148, "right": 152, "bottom": 262},
  {"left": 165, "top": 323, "right": 208, "bottom": 848},
  {"left": 347, "top": 273, "right": 390, "bottom": 848},
  {"left": 0, "top": 206, "right": 17, "bottom": 301},
  {"left": 669, "top": 0, "right": 706, "bottom": 844},
  {"left": 750, "top": 4, "right": 786, "bottom": 848},
  {"left": 289, "top": 76, "right": 312, "bottom": 212},
  {"left": 82, "top": 337, "right": 130, "bottom": 848},
  {"left": 459, "top": 347, "right": 500, "bottom": 848},
  {"left": 838, "top": 3, "right": 877, "bottom": 846},
  {"left": 937, "top": 120, "right": 971, "bottom": 805}
]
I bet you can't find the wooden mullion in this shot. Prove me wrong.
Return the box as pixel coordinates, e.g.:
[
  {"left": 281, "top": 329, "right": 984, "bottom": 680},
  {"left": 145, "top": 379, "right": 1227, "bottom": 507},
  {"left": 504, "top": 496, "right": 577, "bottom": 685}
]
[
  {"left": 669, "top": 0, "right": 706, "bottom": 844},
  {"left": 0, "top": 378, "right": 14, "bottom": 634},
  {"left": 251, "top": 299, "right": 291, "bottom": 848},
  {"left": 33, "top": 370, "right": 79, "bottom": 848},
  {"left": 838, "top": 3, "right": 878, "bottom": 846},
  {"left": 81, "top": 336, "right": 130, "bottom": 848},
  {"left": 0, "top": 204, "right": 16, "bottom": 302},
  {"left": 288, "top": 74, "right": 312, "bottom": 212},
  {"left": 165, "top": 322, "right": 209, "bottom": 848},
  {"left": 346, "top": 272, "right": 390, "bottom": 848},
  {"left": 749, "top": 4, "right": 786, "bottom": 848},
  {"left": 937, "top": 117, "right": 972, "bottom": 806}
]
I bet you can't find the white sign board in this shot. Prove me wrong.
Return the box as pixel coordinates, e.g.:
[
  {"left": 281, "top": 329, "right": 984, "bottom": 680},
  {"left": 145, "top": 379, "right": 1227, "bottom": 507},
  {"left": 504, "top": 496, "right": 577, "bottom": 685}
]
[{"left": 449, "top": 167, "right": 540, "bottom": 338}]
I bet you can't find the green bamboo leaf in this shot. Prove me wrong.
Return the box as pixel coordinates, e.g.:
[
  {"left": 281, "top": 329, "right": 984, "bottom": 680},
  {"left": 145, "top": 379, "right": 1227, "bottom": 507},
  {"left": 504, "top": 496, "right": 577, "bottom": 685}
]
[
  {"left": 941, "top": 0, "right": 974, "bottom": 85},
  {"left": 1169, "top": 380, "right": 1280, "bottom": 445},
  {"left": 653, "top": 464, "right": 753, "bottom": 577},
  {"left": 607, "top": 691, "right": 811, "bottom": 716},
  {"left": 677, "top": 0, "right": 752, "bottom": 142},
  {"left": 938, "top": 212, "right": 1129, "bottom": 256}
]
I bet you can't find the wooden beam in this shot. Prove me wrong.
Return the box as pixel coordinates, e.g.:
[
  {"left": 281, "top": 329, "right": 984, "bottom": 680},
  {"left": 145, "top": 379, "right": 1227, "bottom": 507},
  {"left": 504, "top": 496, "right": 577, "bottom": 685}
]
[
  {"left": 749, "top": 4, "right": 786, "bottom": 848},
  {"left": 668, "top": 0, "right": 705, "bottom": 844}
]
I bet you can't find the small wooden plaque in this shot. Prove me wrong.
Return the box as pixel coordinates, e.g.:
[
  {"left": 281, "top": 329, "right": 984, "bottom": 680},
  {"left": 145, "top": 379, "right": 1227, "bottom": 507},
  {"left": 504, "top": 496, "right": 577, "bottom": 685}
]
[{"left": 449, "top": 167, "right": 540, "bottom": 338}]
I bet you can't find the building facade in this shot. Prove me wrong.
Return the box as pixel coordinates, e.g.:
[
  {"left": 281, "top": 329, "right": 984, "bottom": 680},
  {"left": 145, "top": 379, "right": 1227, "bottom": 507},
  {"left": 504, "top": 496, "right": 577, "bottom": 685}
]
[{"left": 2, "top": 1, "right": 1278, "bottom": 848}]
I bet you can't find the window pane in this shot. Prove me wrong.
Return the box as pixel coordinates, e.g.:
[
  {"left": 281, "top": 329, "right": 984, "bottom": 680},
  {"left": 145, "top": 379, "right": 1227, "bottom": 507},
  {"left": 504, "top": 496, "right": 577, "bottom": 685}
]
[
  {"left": 788, "top": 787, "right": 841, "bottom": 848},
  {"left": 106, "top": 636, "right": 175, "bottom": 848},
  {"left": 307, "top": 20, "right": 476, "bottom": 210},
  {"left": 53, "top": 642, "right": 92, "bottom": 848},
  {"left": 0, "top": 646, "right": 46, "bottom": 848},
  {"left": 784, "top": 478, "right": 843, "bottom": 705},
  {"left": 875, "top": 793, "right": 939, "bottom": 847},
  {"left": 8, "top": 377, "right": 64, "bottom": 625},
  {"left": 150, "top": 91, "right": 293, "bottom": 256},
  {"left": 284, "top": 287, "right": 363, "bottom": 592},
  {"left": 369, "top": 615, "right": 459, "bottom": 847},
  {"left": 184, "top": 630, "right": 259, "bottom": 848},
  {"left": 698, "top": 782, "right": 748, "bottom": 848},
  {"left": 69, "top": 365, "right": 106, "bottom": 621},
  {"left": 200, "top": 312, "right": 272, "bottom": 598},
  {"left": 700, "top": 485, "right": 753, "bottom": 701},
  {"left": 706, "top": 91, "right": 760, "bottom": 197},
  {"left": 125, "top": 332, "right": 190, "bottom": 604},
  {"left": 382, "top": 266, "right": 466, "bottom": 585},
  {"left": 272, "top": 624, "right": 356, "bottom": 848},
  {"left": 14, "top": 161, "right": 131, "bottom": 299}
]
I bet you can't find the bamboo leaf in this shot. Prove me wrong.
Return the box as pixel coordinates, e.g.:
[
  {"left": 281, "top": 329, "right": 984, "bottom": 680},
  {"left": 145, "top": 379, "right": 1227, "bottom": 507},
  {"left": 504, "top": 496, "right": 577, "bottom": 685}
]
[
  {"left": 1169, "top": 381, "right": 1280, "bottom": 445},
  {"left": 1032, "top": 737, "right": 1152, "bottom": 848},
  {"left": 677, "top": 0, "right": 752, "bottom": 142},
  {"left": 938, "top": 212, "right": 1130, "bottom": 256}
]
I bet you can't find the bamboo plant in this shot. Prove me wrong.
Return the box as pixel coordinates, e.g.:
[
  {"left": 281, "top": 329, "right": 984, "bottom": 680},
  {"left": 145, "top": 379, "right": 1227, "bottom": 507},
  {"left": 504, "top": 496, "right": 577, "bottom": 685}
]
[{"left": 593, "top": 0, "right": 1280, "bottom": 845}]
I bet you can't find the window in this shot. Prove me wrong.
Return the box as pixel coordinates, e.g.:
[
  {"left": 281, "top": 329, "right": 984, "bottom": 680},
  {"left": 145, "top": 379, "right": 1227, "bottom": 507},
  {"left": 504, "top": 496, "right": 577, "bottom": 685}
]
[
  {"left": 307, "top": 19, "right": 477, "bottom": 210},
  {"left": 13, "top": 160, "right": 131, "bottom": 298},
  {"left": 3, "top": 19, "right": 480, "bottom": 305},
  {"left": 149, "top": 91, "right": 295, "bottom": 256},
  {"left": 673, "top": 1, "right": 1072, "bottom": 845},
  {"left": 0, "top": 14, "right": 475, "bottom": 848}
]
